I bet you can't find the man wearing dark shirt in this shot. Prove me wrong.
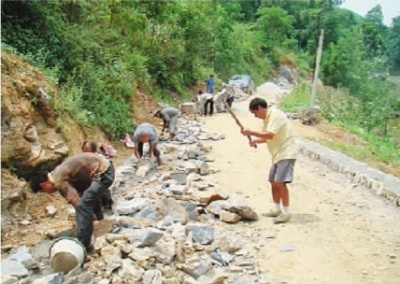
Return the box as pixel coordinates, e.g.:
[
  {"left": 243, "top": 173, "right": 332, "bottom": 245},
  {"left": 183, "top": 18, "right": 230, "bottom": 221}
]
[
  {"left": 81, "top": 140, "right": 114, "bottom": 210},
  {"left": 30, "top": 153, "right": 115, "bottom": 251}
]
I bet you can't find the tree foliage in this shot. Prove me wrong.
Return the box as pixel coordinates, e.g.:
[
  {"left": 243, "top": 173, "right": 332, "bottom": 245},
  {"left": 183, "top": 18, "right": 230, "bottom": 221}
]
[
  {"left": 386, "top": 16, "right": 400, "bottom": 73},
  {"left": 1, "top": 0, "right": 399, "bottom": 141}
]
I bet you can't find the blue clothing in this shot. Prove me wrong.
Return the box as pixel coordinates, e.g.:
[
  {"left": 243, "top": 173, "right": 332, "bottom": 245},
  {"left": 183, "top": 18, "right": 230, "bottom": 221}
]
[{"left": 206, "top": 78, "right": 215, "bottom": 94}]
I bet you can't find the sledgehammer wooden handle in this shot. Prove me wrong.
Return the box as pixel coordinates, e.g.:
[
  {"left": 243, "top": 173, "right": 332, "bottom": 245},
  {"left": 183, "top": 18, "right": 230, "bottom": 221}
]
[{"left": 223, "top": 101, "right": 257, "bottom": 148}]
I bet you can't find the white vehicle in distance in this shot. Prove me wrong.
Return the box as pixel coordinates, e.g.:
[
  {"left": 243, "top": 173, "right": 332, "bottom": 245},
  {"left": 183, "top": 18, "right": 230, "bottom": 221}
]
[{"left": 228, "top": 74, "right": 255, "bottom": 95}]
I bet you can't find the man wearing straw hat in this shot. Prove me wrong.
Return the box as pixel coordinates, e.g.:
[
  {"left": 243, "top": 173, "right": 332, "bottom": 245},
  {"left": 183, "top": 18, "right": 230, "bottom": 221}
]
[{"left": 29, "top": 152, "right": 115, "bottom": 253}]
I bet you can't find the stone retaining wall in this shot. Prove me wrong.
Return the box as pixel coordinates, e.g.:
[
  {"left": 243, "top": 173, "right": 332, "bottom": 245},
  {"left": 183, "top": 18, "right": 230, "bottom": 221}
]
[{"left": 298, "top": 139, "right": 400, "bottom": 206}]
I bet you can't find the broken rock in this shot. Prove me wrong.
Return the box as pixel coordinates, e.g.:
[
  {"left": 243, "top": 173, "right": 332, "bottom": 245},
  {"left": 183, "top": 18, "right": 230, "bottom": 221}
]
[{"left": 186, "top": 223, "right": 215, "bottom": 245}]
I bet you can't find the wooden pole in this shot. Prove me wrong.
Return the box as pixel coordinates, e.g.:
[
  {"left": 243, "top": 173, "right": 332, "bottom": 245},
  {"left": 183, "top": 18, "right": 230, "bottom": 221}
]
[
  {"left": 222, "top": 100, "right": 257, "bottom": 148},
  {"left": 310, "top": 29, "right": 324, "bottom": 107}
]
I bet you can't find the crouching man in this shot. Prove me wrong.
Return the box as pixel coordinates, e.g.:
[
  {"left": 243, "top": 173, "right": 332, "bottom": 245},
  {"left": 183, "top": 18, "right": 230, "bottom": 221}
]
[
  {"left": 30, "top": 153, "right": 115, "bottom": 252},
  {"left": 132, "top": 122, "right": 162, "bottom": 166},
  {"left": 81, "top": 140, "right": 115, "bottom": 210},
  {"left": 153, "top": 107, "right": 180, "bottom": 141}
]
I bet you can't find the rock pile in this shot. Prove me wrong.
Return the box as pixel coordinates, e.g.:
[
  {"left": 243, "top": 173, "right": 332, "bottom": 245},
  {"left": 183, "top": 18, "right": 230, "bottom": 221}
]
[{"left": 1, "top": 117, "right": 272, "bottom": 284}]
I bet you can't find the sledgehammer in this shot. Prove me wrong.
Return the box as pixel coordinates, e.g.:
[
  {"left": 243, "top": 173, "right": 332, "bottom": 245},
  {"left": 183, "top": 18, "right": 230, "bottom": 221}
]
[{"left": 222, "top": 100, "right": 257, "bottom": 148}]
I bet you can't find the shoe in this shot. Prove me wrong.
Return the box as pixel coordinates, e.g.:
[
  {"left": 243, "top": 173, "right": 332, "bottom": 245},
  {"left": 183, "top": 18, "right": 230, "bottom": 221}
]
[
  {"left": 273, "top": 213, "right": 291, "bottom": 224},
  {"left": 85, "top": 245, "right": 96, "bottom": 255},
  {"left": 262, "top": 210, "right": 282, "bottom": 218}
]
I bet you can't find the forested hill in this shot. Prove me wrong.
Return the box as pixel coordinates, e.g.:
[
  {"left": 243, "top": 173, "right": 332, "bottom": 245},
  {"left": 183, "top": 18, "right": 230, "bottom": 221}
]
[{"left": 1, "top": 0, "right": 400, "bottom": 140}]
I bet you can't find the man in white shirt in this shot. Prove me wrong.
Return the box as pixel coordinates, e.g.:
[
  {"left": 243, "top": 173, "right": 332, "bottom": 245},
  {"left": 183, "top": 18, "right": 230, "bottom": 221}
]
[{"left": 197, "top": 90, "right": 214, "bottom": 116}]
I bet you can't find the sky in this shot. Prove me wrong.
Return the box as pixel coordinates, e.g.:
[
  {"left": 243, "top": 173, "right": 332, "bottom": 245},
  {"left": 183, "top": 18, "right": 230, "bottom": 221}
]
[{"left": 340, "top": 0, "right": 399, "bottom": 26}]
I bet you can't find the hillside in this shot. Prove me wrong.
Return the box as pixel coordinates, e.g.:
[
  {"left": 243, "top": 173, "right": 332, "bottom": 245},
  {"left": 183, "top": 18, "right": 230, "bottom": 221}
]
[
  {"left": 2, "top": 51, "right": 400, "bottom": 283},
  {"left": 2, "top": 47, "right": 400, "bottom": 247},
  {"left": 0, "top": 50, "right": 161, "bottom": 247}
]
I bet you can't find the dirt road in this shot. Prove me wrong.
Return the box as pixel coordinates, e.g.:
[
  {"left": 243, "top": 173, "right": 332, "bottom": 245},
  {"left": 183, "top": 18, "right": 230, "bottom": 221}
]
[{"left": 199, "top": 84, "right": 400, "bottom": 283}]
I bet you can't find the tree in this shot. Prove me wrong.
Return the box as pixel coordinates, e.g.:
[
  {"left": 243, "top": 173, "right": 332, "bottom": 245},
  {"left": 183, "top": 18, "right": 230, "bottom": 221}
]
[
  {"left": 321, "top": 32, "right": 364, "bottom": 91},
  {"left": 359, "top": 5, "right": 387, "bottom": 59},
  {"left": 385, "top": 16, "right": 400, "bottom": 73},
  {"left": 256, "top": 6, "right": 293, "bottom": 55},
  {"left": 360, "top": 21, "right": 384, "bottom": 59},
  {"left": 238, "top": 0, "right": 261, "bottom": 21},
  {"left": 365, "top": 4, "right": 385, "bottom": 32}
]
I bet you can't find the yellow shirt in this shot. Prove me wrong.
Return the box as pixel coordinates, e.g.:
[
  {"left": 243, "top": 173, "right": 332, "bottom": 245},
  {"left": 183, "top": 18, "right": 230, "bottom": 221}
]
[{"left": 263, "top": 107, "right": 297, "bottom": 164}]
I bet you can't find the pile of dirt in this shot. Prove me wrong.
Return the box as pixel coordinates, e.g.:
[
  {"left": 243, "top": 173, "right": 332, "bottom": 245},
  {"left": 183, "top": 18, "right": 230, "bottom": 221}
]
[{"left": 1, "top": 187, "right": 72, "bottom": 248}]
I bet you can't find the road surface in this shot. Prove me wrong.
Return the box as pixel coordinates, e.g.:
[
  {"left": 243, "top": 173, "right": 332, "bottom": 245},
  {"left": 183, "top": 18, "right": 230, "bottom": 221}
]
[{"left": 199, "top": 83, "right": 400, "bottom": 283}]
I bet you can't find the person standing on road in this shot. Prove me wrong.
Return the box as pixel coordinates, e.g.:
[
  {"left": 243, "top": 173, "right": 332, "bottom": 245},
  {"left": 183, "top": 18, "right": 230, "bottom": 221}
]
[
  {"left": 213, "top": 83, "right": 230, "bottom": 112},
  {"left": 205, "top": 74, "right": 215, "bottom": 94},
  {"left": 153, "top": 107, "right": 180, "bottom": 141},
  {"left": 241, "top": 97, "right": 297, "bottom": 224},
  {"left": 198, "top": 90, "right": 214, "bottom": 116},
  {"left": 29, "top": 153, "right": 115, "bottom": 252},
  {"left": 132, "top": 122, "right": 162, "bottom": 166},
  {"left": 226, "top": 90, "right": 235, "bottom": 108}
]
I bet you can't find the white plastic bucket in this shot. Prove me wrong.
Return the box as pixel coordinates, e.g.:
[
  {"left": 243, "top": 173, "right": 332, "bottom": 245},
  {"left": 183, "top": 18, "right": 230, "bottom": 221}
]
[{"left": 49, "top": 237, "right": 86, "bottom": 274}]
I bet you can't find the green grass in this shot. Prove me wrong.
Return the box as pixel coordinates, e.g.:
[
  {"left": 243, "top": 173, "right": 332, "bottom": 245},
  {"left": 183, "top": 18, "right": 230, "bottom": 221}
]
[
  {"left": 279, "top": 83, "right": 311, "bottom": 113},
  {"left": 322, "top": 138, "right": 399, "bottom": 166},
  {"left": 345, "top": 122, "right": 400, "bottom": 165},
  {"left": 280, "top": 83, "right": 400, "bottom": 175},
  {"left": 314, "top": 117, "right": 400, "bottom": 173}
]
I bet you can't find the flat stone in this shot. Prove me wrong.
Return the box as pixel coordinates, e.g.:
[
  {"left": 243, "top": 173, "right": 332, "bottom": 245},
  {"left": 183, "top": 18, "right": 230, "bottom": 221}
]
[
  {"left": 197, "top": 267, "right": 226, "bottom": 284},
  {"left": 115, "top": 198, "right": 151, "bottom": 215},
  {"left": 143, "top": 269, "right": 163, "bottom": 284},
  {"left": 182, "top": 256, "right": 212, "bottom": 278},
  {"left": 186, "top": 223, "right": 215, "bottom": 245},
  {"left": 1, "top": 275, "right": 18, "bottom": 284},
  {"left": 129, "top": 228, "right": 164, "bottom": 247},
  {"left": 171, "top": 172, "right": 187, "bottom": 185},
  {"left": 152, "top": 237, "right": 176, "bottom": 265},
  {"left": 32, "top": 273, "right": 64, "bottom": 284},
  {"left": 219, "top": 210, "right": 241, "bottom": 223}
]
